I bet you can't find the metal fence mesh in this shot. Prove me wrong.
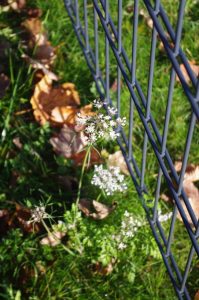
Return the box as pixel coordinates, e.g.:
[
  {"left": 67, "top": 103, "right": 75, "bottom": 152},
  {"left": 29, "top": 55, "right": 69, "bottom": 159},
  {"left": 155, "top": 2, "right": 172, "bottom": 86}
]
[{"left": 64, "top": 1, "right": 199, "bottom": 299}]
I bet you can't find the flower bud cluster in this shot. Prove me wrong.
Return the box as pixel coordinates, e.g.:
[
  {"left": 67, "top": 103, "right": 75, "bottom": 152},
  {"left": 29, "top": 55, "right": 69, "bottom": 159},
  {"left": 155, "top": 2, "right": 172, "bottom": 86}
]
[
  {"left": 91, "top": 165, "right": 127, "bottom": 196},
  {"left": 29, "top": 205, "right": 48, "bottom": 223}
]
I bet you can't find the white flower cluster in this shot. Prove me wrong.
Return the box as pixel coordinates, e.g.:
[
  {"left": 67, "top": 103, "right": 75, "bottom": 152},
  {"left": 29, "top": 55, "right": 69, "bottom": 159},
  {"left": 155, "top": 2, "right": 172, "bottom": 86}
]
[
  {"left": 158, "top": 210, "right": 172, "bottom": 222},
  {"left": 112, "top": 210, "right": 142, "bottom": 250},
  {"left": 76, "top": 100, "right": 126, "bottom": 144},
  {"left": 91, "top": 165, "right": 127, "bottom": 195},
  {"left": 29, "top": 205, "right": 48, "bottom": 223}
]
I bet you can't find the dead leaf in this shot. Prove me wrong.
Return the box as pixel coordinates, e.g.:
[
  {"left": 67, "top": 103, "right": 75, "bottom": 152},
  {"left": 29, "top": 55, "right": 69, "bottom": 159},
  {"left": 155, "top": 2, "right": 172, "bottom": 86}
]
[
  {"left": 110, "top": 79, "right": 122, "bottom": 93},
  {"left": 72, "top": 148, "right": 102, "bottom": 166},
  {"left": 194, "top": 291, "right": 199, "bottom": 300},
  {"left": 176, "top": 61, "right": 199, "bottom": 84},
  {"left": 13, "top": 137, "right": 23, "bottom": 149},
  {"left": 9, "top": 0, "right": 25, "bottom": 11},
  {"left": 161, "top": 161, "right": 199, "bottom": 226},
  {"left": 78, "top": 199, "right": 117, "bottom": 220},
  {"left": 108, "top": 150, "right": 129, "bottom": 175},
  {"left": 40, "top": 231, "right": 66, "bottom": 247},
  {"left": 50, "top": 124, "right": 87, "bottom": 158},
  {"left": 14, "top": 203, "right": 43, "bottom": 233},
  {"left": 21, "top": 17, "right": 47, "bottom": 48},
  {"left": 0, "top": 0, "right": 26, "bottom": 11},
  {"left": 22, "top": 54, "right": 58, "bottom": 81},
  {"left": 30, "top": 75, "right": 80, "bottom": 126},
  {"left": 0, "top": 203, "right": 43, "bottom": 236},
  {"left": 174, "top": 161, "right": 199, "bottom": 182},
  {"left": 177, "top": 181, "right": 199, "bottom": 225},
  {"left": 34, "top": 43, "right": 56, "bottom": 66},
  {"left": 139, "top": 9, "right": 153, "bottom": 29},
  {"left": 93, "top": 258, "right": 116, "bottom": 275},
  {"left": 0, "top": 73, "right": 10, "bottom": 99},
  {"left": 24, "top": 7, "right": 42, "bottom": 18}
]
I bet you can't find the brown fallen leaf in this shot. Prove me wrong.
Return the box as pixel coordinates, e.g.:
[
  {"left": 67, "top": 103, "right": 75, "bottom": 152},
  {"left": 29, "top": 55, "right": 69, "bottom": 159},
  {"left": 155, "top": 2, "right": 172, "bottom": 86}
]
[
  {"left": 93, "top": 258, "right": 116, "bottom": 275},
  {"left": 30, "top": 75, "right": 80, "bottom": 126},
  {"left": 40, "top": 231, "right": 66, "bottom": 247},
  {"left": 50, "top": 124, "right": 88, "bottom": 158},
  {"left": 177, "top": 181, "right": 199, "bottom": 225},
  {"left": 0, "top": 203, "right": 43, "bottom": 235},
  {"left": 24, "top": 7, "right": 42, "bottom": 18},
  {"left": 13, "top": 137, "right": 23, "bottom": 149},
  {"left": 110, "top": 79, "right": 122, "bottom": 93},
  {"left": 176, "top": 60, "right": 199, "bottom": 84},
  {"left": 13, "top": 203, "right": 43, "bottom": 233},
  {"left": 34, "top": 43, "right": 56, "bottom": 66},
  {"left": 21, "top": 17, "right": 47, "bottom": 48},
  {"left": 22, "top": 54, "right": 58, "bottom": 81},
  {"left": 107, "top": 150, "right": 129, "bottom": 175},
  {"left": 194, "top": 290, "right": 199, "bottom": 300},
  {"left": 161, "top": 161, "right": 199, "bottom": 226},
  {"left": 174, "top": 161, "right": 199, "bottom": 182},
  {"left": 0, "top": 73, "right": 10, "bottom": 99},
  {"left": 72, "top": 148, "right": 102, "bottom": 166},
  {"left": 0, "top": 0, "right": 26, "bottom": 11},
  {"left": 78, "top": 199, "right": 117, "bottom": 220}
]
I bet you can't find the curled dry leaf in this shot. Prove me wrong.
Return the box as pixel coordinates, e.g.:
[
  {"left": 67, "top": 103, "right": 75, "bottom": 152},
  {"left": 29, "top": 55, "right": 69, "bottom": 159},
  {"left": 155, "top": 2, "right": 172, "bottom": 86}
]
[
  {"left": 72, "top": 148, "right": 102, "bottom": 166},
  {"left": 161, "top": 161, "right": 199, "bottom": 226},
  {"left": 93, "top": 258, "right": 116, "bottom": 275},
  {"left": 174, "top": 161, "right": 199, "bottom": 182},
  {"left": 110, "top": 79, "right": 122, "bottom": 93},
  {"left": 13, "top": 137, "right": 23, "bottom": 149},
  {"left": 0, "top": 73, "right": 10, "bottom": 99},
  {"left": 21, "top": 17, "right": 47, "bottom": 48},
  {"left": 21, "top": 17, "right": 56, "bottom": 66},
  {"left": 22, "top": 54, "right": 58, "bottom": 81},
  {"left": 0, "top": 0, "right": 26, "bottom": 11},
  {"left": 176, "top": 61, "right": 199, "bottom": 84},
  {"left": 194, "top": 291, "right": 199, "bottom": 300},
  {"left": 0, "top": 203, "right": 43, "bottom": 235},
  {"left": 178, "top": 181, "right": 199, "bottom": 225},
  {"left": 50, "top": 124, "right": 87, "bottom": 158},
  {"left": 78, "top": 199, "right": 117, "bottom": 220},
  {"left": 24, "top": 7, "right": 42, "bottom": 18},
  {"left": 30, "top": 75, "right": 80, "bottom": 126},
  {"left": 40, "top": 231, "right": 67, "bottom": 247},
  {"left": 108, "top": 150, "right": 129, "bottom": 175},
  {"left": 14, "top": 203, "right": 43, "bottom": 233},
  {"left": 34, "top": 43, "right": 56, "bottom": 66}
]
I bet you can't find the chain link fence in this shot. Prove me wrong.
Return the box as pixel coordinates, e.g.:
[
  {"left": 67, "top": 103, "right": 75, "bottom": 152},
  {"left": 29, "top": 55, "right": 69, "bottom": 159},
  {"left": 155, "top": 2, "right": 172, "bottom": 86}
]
[{"left": 64, "top": 1, "right": 199, "bottom": 299}]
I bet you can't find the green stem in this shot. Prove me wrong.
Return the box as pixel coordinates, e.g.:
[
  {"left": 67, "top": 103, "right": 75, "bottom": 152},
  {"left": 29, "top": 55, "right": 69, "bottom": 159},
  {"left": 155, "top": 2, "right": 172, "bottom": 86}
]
[
  {"left": 96, "top": 192, "right": 102, "bottom": 202},
  {"left": 76, "top": 146, "right": 91, "bottom": 206}
]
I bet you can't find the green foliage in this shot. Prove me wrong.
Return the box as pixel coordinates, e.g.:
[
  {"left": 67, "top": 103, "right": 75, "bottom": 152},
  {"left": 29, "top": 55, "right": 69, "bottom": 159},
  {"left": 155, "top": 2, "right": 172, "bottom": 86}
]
[{"left": 0, "top": 0, "right": 198, "bottom": 299}]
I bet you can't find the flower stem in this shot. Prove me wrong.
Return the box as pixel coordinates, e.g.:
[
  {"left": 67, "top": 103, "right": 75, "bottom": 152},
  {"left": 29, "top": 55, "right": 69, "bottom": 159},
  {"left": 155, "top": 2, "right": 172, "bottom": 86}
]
[{"left": 76, "top": 146, "right": 91, "bottom": 206}]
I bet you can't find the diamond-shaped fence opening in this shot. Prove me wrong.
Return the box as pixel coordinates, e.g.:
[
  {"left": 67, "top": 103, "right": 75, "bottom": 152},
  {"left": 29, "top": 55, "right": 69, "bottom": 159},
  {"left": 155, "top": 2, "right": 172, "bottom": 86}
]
[{"left": 64, "top": 1, "right": 199, "bottom": 299}]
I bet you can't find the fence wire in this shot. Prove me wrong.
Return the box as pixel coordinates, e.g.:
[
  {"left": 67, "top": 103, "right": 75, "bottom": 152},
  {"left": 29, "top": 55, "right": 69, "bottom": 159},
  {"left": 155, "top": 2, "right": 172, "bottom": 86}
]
[{"left": 64, "top": 1, "right": 199, "bottom": 299}]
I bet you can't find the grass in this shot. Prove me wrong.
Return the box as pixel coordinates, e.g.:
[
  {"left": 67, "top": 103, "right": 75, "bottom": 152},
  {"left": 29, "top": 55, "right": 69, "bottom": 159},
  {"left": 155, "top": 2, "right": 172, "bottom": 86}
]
[{"left": 0, "top": 0, "right": 199, "bottom": 299}]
